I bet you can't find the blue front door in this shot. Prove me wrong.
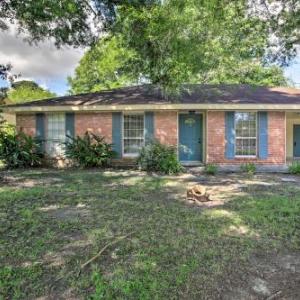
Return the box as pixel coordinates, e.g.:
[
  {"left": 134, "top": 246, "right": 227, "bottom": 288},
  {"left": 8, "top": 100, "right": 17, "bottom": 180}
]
[
  {"left": 293, "top": 125, "right": 300, "bottom": 157},
  {"left": 179, "top": 114, "right": 202, "bottom": 162}
]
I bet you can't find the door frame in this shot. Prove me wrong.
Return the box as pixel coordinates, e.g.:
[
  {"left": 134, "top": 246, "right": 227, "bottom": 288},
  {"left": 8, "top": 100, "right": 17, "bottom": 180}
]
[
  {"left": 293, "top": 124, "right": 300, "bottom": 158},
  {"left": 178, "top": 111, "right": 204, "bottom": 163}
]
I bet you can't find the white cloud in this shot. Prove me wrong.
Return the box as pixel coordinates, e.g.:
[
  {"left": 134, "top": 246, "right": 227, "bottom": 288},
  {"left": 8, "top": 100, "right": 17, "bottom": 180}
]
[{"left": 0, "top": 26, "right": 85, "bottom": 92}]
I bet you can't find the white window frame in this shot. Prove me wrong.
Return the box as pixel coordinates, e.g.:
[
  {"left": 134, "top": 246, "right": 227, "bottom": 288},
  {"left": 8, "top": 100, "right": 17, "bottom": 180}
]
[
  {"left": 46, "top": 113, "right": 66, "bottom": 157},
  {"left": 234, "top": 111, "right": 257, "bottom": 158},
  {"left": 122, "top": 112, "right": 145, "bottom": 157}
]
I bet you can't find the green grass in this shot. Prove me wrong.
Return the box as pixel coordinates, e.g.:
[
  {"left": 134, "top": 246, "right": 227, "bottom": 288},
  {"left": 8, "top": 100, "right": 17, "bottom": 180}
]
[{"left": 0, "top": 169, "right": 299, "bottom": 299}]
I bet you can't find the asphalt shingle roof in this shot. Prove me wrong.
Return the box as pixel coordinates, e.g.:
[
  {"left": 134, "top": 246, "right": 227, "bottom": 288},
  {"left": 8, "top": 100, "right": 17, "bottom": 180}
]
[{"left": 5, "top": 84, "right": 300, "bottom": 107}]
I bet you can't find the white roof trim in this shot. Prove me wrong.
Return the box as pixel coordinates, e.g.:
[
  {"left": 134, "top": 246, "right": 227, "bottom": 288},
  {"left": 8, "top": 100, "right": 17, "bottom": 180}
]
[{"left": 4, "top": 103, "right": 300, "bottom": 112}]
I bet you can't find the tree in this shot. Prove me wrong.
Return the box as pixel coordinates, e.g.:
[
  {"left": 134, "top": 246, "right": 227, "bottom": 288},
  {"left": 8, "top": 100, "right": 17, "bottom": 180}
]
[
  {"left": 68, "top": 36, "right": 137, "bottom": 94},
  {"left": 0, "top": 1, "right": 298, "bottom": 53},
  {"left": 6, "top": 80, "right": 56, "bottom": 104},
  {"left": 199, "top": 61, "right": 289, "bottom": 87},
  {"left": 249, "top": 0, "right": 300, "bottom": 65},
  {"left": 0, "top": 63, "right": 19, "bottom": 82},
  {"left": 0, "top": 0, "right": 157, "bottom": 47},
  {"left": 116, "top": 0, "right": 271, "bottom": 93},
  {"left": 1, "top": 1, "right": 298, "bottom": 94},
  {"left": 69, "top": 35, "right": 289, "bottom": 94}
]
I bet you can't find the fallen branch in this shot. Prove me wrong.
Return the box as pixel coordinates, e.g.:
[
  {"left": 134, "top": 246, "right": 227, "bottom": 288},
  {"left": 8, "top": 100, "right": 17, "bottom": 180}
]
[
  {"left": 80, "top": 231, "right": 135, "bottom": 270},
  {"left": 266, "top": 291, "right": 282, "bottom": 300},
  {"left": 50, "top": 231, "right": 135, "bottom": 290}
]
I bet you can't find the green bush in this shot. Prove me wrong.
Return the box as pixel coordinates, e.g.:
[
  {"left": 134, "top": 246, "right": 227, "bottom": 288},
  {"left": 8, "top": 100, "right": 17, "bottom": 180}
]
[
  {"left": 0, "top": 125, "right": 43, "bottom": 168},
  {"left": 240, "top": 162, "right": 256, "bottom": 175},
  {"left": 64, "top": 132, "right": 114, "bottom": 168},
  {"left": 205, "top": 163, "right": 217, "bottom": 175},
  {"left": 137, "top": 141, "right": 182, "bottom": 175},
  {"left": 288, "top": 161, "right": 300, "bottom": 174}
]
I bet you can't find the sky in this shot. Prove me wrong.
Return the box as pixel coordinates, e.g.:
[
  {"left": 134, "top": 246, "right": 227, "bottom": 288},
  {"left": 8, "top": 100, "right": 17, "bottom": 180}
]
[
  {"left": 0, "top": 26, "right": 299, "bottom": 96},
  {"left": 0, "top": 26, "right": 85, "bottom": 96}
]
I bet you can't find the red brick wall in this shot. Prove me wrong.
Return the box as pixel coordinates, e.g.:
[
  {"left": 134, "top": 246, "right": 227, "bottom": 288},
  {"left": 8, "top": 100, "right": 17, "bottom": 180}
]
[
  {"left": 206, "top": 111, "right": 286, "bottom": 165},
  {"left": 207, "top": 111, "right": 225, "bottom": 163},
  {"left": 75, "top": 113, "right": 112, "bottom": 142},
  {"left": 16, "top": 114, "right": 36, "bottom": 136},
  {"left": 154, "top": 111, "right": 178, "bottom": 146}
]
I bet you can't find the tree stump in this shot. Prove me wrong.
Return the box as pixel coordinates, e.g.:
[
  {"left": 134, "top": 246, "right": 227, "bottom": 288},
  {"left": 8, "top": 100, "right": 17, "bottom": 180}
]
[{"left": 187, "top": 184, "right": 210, "bottom": 203}]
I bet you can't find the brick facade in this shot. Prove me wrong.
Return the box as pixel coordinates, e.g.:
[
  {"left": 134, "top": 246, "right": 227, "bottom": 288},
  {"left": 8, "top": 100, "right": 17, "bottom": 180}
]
[
  {"left": 15, "top": 110, "right": 286, "bottom": 166},
  {"left": 206, "top": 111, "right": 286, "bottom": 165},
  {"left": 154, "top": 111, "right": 178, "bottom": 146},
  {"left": 16, "top": 114, "right": 36, "bottom": 137},
  {"left": 75, "top": 113, "right": 112, "bottom": 142}
]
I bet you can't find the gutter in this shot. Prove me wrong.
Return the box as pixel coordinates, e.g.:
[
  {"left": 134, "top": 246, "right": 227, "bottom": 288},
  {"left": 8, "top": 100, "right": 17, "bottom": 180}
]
[{"left": 3, "top": 103, "right": 300, "bottom": 113}]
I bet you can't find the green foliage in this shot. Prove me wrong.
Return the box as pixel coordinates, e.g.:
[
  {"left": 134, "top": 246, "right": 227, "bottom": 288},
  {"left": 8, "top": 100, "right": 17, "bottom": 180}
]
[
  {"left": 205, "top": 163, "right": 218, "bottom": 175},
  {"left": 64, "top": 132, "right": 114, "bottom": 167},
  {"left": 0, "top": 169, "right": 299, "bottom": 299},
  {"left": 138, "top": 141, "right": 182, "bottom": 174},
  {"left": 202, "top": 61, "right": 289, "bottom": 87},
  {"left": 288, "top": 161, "right": 300, "bottom": 174},
  {"left": 90, "top": 269, "right": 108, "bottom": 299},
  {"left": 68, "top": 36, "right": 137, "bottom": 94},
  {"left": 240, "top": 163, "right": 256, "bottom": 175},
  {"left": 7, "top": 81, "right": 56, "bottom": 104},
  {"left": 0, "top": 126, "right": 43, "bottom": 168},
  {"left": 116, "top": 1, "right": 270, "bottom": 93},
  {"left": 1, "top": 1, "right": 158, "bottom": 47}
]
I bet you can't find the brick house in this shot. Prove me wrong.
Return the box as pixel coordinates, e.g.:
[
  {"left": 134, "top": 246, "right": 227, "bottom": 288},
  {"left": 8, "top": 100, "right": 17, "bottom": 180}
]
[{"left": 3, "top": 84, "right": 300, "bottom": 171}]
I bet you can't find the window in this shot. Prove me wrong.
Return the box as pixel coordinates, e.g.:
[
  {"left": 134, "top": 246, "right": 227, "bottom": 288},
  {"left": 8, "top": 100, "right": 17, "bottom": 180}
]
[
  {"left": 123, "top": 114, "right": 144, "bottom": 155},
  {"left": 235, "top": 112, "right": 257, "bottom": 156},
  {"left": 46, "top": 113, "right": 66, "bottom": 157}
]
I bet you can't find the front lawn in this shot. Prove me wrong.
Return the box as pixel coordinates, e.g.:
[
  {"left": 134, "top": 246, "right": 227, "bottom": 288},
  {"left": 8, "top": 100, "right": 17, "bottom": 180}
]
[{"left": 0, "top": 170, "right": 299, "bottom": 299}]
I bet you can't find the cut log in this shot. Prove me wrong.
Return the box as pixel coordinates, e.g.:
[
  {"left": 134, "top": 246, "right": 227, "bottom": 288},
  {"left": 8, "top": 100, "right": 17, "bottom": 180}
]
[{"left": 187, "top": 184, "right": 210, "bottom": 202}]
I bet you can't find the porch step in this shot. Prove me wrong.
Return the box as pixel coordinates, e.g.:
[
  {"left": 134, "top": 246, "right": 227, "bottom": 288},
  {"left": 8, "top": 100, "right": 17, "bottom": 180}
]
[
  {"left": 111, "top": 158, "right": 137, "bottom": 168},
  {"left": 181, "top": 161, "right": 204, "bottom": 167}
]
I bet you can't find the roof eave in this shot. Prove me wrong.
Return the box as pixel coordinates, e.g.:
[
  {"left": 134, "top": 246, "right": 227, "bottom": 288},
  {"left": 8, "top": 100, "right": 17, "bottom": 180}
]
[{"left": 4, "top": 103, "right": 300, "bottom": 113}]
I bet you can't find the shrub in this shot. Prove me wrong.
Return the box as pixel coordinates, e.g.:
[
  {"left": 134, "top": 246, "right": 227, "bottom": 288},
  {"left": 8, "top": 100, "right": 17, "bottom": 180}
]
[
  {"left": 137, "top": 141, "right": 182, "bottom": 175},
  {"left": 240, "top": 162, "right": 256, "bottom": 175},
  {"left": 205, "top": 163, "right": 217, "bottom": 175},
  {"left": 0, "top": 125, "right": 43, "bottom": 168},
  {"left": 64, "top": 132, "right": 114, "bottom": 168},
  {"left": 288, "top": 161, "right": 300, "bottom": 174}
]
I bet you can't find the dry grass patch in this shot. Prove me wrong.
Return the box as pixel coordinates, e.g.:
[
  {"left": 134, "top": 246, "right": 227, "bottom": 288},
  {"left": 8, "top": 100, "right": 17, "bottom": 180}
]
[{"left": 0, "top": 170, "right": 299, "bottom": 299}]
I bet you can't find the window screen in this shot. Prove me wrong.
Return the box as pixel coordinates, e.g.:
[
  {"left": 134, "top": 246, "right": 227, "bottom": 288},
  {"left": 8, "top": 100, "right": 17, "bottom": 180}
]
[
  {"left": 235, "top": 112, "right": 257, "bottom": 156},
  {"left": 123, "top": 114, "right": 144, "bottom": 155},
  {"left": 46, "top": 113, "right": 66, "bottom": 157}
]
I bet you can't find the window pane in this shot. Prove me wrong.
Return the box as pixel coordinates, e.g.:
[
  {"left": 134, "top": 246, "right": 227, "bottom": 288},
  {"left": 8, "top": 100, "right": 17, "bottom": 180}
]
[
  {"left": 235, "top": 138, "right": 256, "bottom": 156},
  {"left": 46, "top": 113, "right": 66, "bottom": 157},
  {"left": 235, "top": 112, "right": 256, "bottom": 156},
  {"left": 123, "top": 114, "right": 144, "bottom": 155}
]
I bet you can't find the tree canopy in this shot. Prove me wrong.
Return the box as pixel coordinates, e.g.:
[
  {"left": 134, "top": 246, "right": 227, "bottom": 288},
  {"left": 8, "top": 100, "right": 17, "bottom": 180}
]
[
  {"left": 1, "top": 1, "right": 299, "bottom": 94},
  {"left": 6, "top": 80, "right": 56, "bottom": 104},
  {"left": 0, "top": 0, "right": 158, "bottom": 47},
  {"left": 200, "top": 61, "right": 288, "bottom": 87},
  {"left": 1, "top": 1, "right": 298, "bottom": 54},
  {"left": 69, "top": 34, "right": 289, "bottom": 94},
  {"left": 68, "top": 36, "right": 137, "bottom": 94}
]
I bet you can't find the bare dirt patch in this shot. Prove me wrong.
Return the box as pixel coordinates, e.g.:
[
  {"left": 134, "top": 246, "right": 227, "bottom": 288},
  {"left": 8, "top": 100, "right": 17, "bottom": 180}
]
[
  {"left": 1, "top": 169, "right": 299, "bottom": 299},
  {"left": 223, "top": 252, "right": 300, "bottom": 300},
  {"left": 42, "top": 204, "right": 91, "bottom": 220}
]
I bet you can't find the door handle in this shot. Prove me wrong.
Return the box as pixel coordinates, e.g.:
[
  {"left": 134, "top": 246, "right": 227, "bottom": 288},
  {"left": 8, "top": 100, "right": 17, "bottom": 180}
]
[
  {"left": 198, "top": 139, "right": 202, "bottom": 144},
  {"left": 294, "top": 142, "right": 297, "bottom": 147}
]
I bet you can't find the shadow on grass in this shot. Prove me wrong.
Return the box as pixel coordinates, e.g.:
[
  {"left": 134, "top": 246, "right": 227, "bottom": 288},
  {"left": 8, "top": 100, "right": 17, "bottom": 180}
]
[{"left": 0, "top": 169, "right": 299, "bottom": 299}]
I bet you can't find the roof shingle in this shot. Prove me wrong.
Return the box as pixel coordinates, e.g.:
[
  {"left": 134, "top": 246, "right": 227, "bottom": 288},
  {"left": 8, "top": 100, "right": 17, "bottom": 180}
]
[{"left": 4, "top": 84, "right": 300, "bottom": 107}]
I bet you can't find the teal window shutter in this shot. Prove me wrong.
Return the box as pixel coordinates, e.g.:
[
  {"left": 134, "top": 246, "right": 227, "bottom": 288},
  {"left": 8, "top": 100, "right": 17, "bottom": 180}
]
[
  {"left": 65, "top": 113, "right": 75, "bottom": 141},
  {"left": 144, "top": 112, "right": 154, "bottom": 144},
  {"left": 112, "top": 112, "right": 122, "bottom": 158},
  {"left": 258, "top": 112, "right": 268, "bottom": 159},
  {"left": 36, "top": 113, "right": 45, "bottom": 152},
  {"left": 225, "top": 111, "right": 235, "bottom": 159}
]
